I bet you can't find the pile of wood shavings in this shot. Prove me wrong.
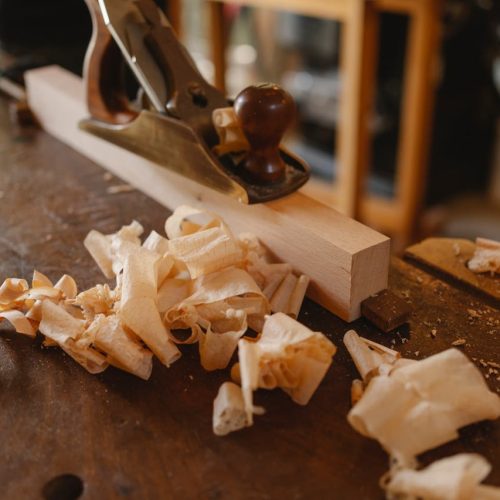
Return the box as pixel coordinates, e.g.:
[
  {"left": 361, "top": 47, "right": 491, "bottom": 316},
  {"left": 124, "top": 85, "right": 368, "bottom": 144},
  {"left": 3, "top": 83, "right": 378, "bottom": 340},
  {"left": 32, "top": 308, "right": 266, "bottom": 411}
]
[
  {"left": 344, "top": 330, "right": 500, "bottom": 498},
  {"left": 0, "top": 205, "right": 336, "bottom": 434}
]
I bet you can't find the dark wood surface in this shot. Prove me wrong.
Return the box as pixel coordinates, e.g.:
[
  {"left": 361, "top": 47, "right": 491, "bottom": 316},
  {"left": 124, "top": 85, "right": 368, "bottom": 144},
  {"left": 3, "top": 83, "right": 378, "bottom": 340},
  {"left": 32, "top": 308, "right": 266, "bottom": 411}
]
[{"left": 0, "top": 95, "right": 499, "bottom": 500}]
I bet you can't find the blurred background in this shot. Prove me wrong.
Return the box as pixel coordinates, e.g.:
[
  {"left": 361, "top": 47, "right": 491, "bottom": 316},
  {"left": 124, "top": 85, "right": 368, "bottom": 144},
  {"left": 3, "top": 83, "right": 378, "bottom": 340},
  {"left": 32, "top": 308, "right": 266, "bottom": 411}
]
[{"left": 0, "top": 0, "right": 499, "bottom": 250}]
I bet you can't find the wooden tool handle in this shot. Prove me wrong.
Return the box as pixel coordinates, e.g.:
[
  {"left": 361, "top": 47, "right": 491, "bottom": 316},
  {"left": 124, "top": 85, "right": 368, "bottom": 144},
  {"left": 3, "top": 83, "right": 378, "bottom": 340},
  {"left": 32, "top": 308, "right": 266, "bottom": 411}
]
[
  {"left": 83, "top": 0, "right": 137, "bottom": 124},
  {"left": 234, "top": 84, "right": 295, "bottom": 183}
]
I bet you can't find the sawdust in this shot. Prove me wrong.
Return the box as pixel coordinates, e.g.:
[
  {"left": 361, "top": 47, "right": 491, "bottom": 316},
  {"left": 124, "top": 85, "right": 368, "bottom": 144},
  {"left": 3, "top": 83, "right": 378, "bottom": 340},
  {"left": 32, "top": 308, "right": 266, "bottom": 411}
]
[{"left": 107, "top": 184, "right": 135, "bottom": 194}]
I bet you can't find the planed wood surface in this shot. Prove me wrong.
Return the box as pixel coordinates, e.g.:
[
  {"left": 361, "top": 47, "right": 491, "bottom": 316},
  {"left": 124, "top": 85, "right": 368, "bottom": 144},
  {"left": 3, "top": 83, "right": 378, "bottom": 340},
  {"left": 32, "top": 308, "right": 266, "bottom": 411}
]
[
  {"left": 406, "top": 238, "right": 500, "bottom": 304},
  {"left": 25, "top": 65, "right": 390, "bottom": 322},
  {"left": 0, "top": 95, "right": 499, "bottom": 499}
]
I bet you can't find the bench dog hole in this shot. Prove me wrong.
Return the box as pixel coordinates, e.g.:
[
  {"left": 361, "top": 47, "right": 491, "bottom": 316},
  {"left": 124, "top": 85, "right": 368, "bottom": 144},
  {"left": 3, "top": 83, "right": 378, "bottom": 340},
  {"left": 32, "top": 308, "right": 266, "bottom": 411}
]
[{"left": 42, "top": 474, "right": 84, "bottom": 500}]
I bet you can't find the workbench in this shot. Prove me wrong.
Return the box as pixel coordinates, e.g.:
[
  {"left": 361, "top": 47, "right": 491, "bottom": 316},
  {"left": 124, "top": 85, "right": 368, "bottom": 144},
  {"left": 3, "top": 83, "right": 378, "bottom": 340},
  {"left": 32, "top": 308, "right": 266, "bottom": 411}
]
[{"left": 0, "top": 94, "right": 498, "bottom": 499}]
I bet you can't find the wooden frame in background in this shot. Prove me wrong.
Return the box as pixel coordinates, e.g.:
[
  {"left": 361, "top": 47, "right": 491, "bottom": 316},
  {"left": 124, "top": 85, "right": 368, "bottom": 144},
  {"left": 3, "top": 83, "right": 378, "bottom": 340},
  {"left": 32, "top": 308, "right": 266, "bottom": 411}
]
[{"left": 206, "top": 0, "right": 443, "bottom": 249}]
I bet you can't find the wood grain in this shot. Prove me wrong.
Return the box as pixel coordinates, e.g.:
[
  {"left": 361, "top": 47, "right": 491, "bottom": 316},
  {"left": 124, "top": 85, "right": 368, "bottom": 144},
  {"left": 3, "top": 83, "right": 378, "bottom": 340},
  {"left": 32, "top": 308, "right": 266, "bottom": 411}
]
[
  {"left": 405, "top": 238, "right": 500, "bottom": 304},
  {"left": 0, "top": 95, "right": 498, "bottom": 499},
  {"left": 25, "top": 65, "right": 391, "bottom": 322}
]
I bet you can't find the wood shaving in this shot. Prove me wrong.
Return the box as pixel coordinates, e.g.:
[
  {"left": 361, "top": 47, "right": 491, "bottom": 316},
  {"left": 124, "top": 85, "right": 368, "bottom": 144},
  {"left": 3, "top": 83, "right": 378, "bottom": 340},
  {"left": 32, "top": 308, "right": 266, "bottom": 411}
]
[
  {"left": 84, "top": 220, "right": 144, "bottom": 278},
  {"left": 213, "top": 381, "right": 251, "bottom": 436},
  {"left": 351, "top": 379, "right": 364, "bottom": 406},
  {"left": 451, "top": 338, "right": 466, "bottom": 347},
  {"left": 236, "top": 312, "right": 336, "bottom": 428},
  {"left": 165, "top": 205, "right": 244, "bottom": 279},
  {"left": 106, "top": 183, "right": 135, "bottom": 194},
  {"left": 212, "top": 107, "right": 249, "bottom": 156},
  {"left": 346, "top": 337, "right": 500, "bottom": 464},
  {"left": 39, "top": 301, "right": 107, "bottom": 374},
  {"left": 468, "top": 237, "right": 500, "bottom": 275},
  {"left": 0, "top": 205, "right": 312, "bottom": 410},
  {"left": 384, "top": 453, "right": 500, "bottom": 500},
  {"left": 343, "top": 330, "right": 400, "bottom": 381},
  {"left": 0, "top": 310, "right": 36, "bottom": 337},
  {"left": 3, "top": 204, "right": 498, "bottom": 495},
  {"left": 86, "top": 314, "right": 152, "bottom": 380}
]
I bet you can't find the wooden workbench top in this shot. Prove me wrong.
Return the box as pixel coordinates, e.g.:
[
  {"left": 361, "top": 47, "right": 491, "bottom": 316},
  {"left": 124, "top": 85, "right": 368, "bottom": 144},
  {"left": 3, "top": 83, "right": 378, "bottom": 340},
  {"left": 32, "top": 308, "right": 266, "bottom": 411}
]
[{"left": 0, "top": 96, "right": 498, "bottom": 499}]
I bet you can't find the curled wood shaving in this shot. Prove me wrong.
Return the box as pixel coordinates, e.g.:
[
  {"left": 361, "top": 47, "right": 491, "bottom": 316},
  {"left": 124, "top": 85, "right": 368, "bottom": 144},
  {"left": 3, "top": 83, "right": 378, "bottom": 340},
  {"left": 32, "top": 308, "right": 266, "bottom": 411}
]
[
  {"left": 157, "top": 278, "right": 191, "bottom": 314},
  {"left": 213, "top": 381, "right": 251, "bottom": 436},
  {"left": 32, "top": 270, "right": 53, "bottom": 288},
  {"left": 166, "top": 205, "right": 244, "bottom": 279},
  {"left": 242, "top": 246, "right": 310, "bottom": 317},
  {"left": 54, "top": 274, "right": 78, "bottom": 300},
  {"left": 344, "top": 330, "right": 400, "bottom": 381},
  {"left": 83, "top": 220, "right": 143, "bottom": 278},
  {"left": 468, "top": 237, "right": 500, "bottom": 275},
  {"left": 237, "top": 312, "right": 337, "bottom": 428},
  {"left": 86, "top": 314, "right": 152, "bottom": 380},
  {"left": 39, "top": 301, "right": 107, "bottom": 374},
  {"left": 351, "top": 379, "right": 364, "bottom": 406},
  {"left": 198, "top": 307, "right": 247, "bottom": 371},
  {"left": 74, "top": 283, "right": 117, "bottom": 321},
  {"left": 212, "top": 107, "right": 249, "bottom": 156},
  {"left": 0, "top": 310, "right": 36, "bottom": 337},
  {"left": 346, "top": 336, "right": 500, "bottom": 463},
  {"left": 164, "top": 267, "right": 269, "bottom": 370},
  {"left": 119, "top": 249, "right": 180, "bottom": 367},
  {"left": 384, "top": 453, "right": 500, "bottom": 500},
  {"left": 0, "top": 270, "right": 79, "bottom": 335},
  {"left": 0, "top": 278, "right": 29, "bottom": 308}
]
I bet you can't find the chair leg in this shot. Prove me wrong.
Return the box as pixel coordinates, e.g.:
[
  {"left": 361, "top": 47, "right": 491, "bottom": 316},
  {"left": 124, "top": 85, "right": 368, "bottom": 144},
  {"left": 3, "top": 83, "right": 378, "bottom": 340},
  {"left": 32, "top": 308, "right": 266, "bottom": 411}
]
[
  {"left": 394, "top": 0, "right": 442, "bottom": 247},
  {"left": 336, "top": 0, "right": 378, "bottom": 219},
  {"left": 209, "top": 1, "right": 227, "bottom": 92},
  {"left": 356, "top": 3, "right": 380, "bottom": 219}
]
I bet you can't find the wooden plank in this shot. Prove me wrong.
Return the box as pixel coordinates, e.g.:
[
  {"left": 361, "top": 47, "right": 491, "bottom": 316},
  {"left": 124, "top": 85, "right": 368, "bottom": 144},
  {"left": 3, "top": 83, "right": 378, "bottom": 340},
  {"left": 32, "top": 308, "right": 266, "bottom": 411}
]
[
  {"left": 25, "top": 65, "right": 390, "bottom": 322},
  {"left": 405, "top": 238, "right": 500, "bottom": 304}
]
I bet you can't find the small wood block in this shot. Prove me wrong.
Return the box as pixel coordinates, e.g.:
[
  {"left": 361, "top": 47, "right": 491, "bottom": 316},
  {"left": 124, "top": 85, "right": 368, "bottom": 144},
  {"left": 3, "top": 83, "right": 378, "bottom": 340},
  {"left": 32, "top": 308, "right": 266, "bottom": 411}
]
[
  {"left": 24, "top": 65, "right": 391, "bottom": 322},
  {"left": 361, "top": 289, "right": 411, "bottom": 332},
  {"left": 405, "top": 238, "right": 500, "bottom": 303}
]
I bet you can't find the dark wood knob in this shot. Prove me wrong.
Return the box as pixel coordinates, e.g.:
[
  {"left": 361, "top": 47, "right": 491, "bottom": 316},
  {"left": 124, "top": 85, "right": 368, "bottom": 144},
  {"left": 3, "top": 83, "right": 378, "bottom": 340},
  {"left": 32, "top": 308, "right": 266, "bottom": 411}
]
[{"left": 234, "top": 83, "right": 295, "bottom": 183}]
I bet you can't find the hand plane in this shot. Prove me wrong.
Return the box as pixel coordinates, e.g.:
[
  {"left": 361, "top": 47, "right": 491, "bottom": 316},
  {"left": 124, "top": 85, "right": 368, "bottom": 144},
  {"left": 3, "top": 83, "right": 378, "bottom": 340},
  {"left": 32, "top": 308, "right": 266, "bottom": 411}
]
[{"left": 80, "top": 0, "right": 310, "bottom": 204}]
